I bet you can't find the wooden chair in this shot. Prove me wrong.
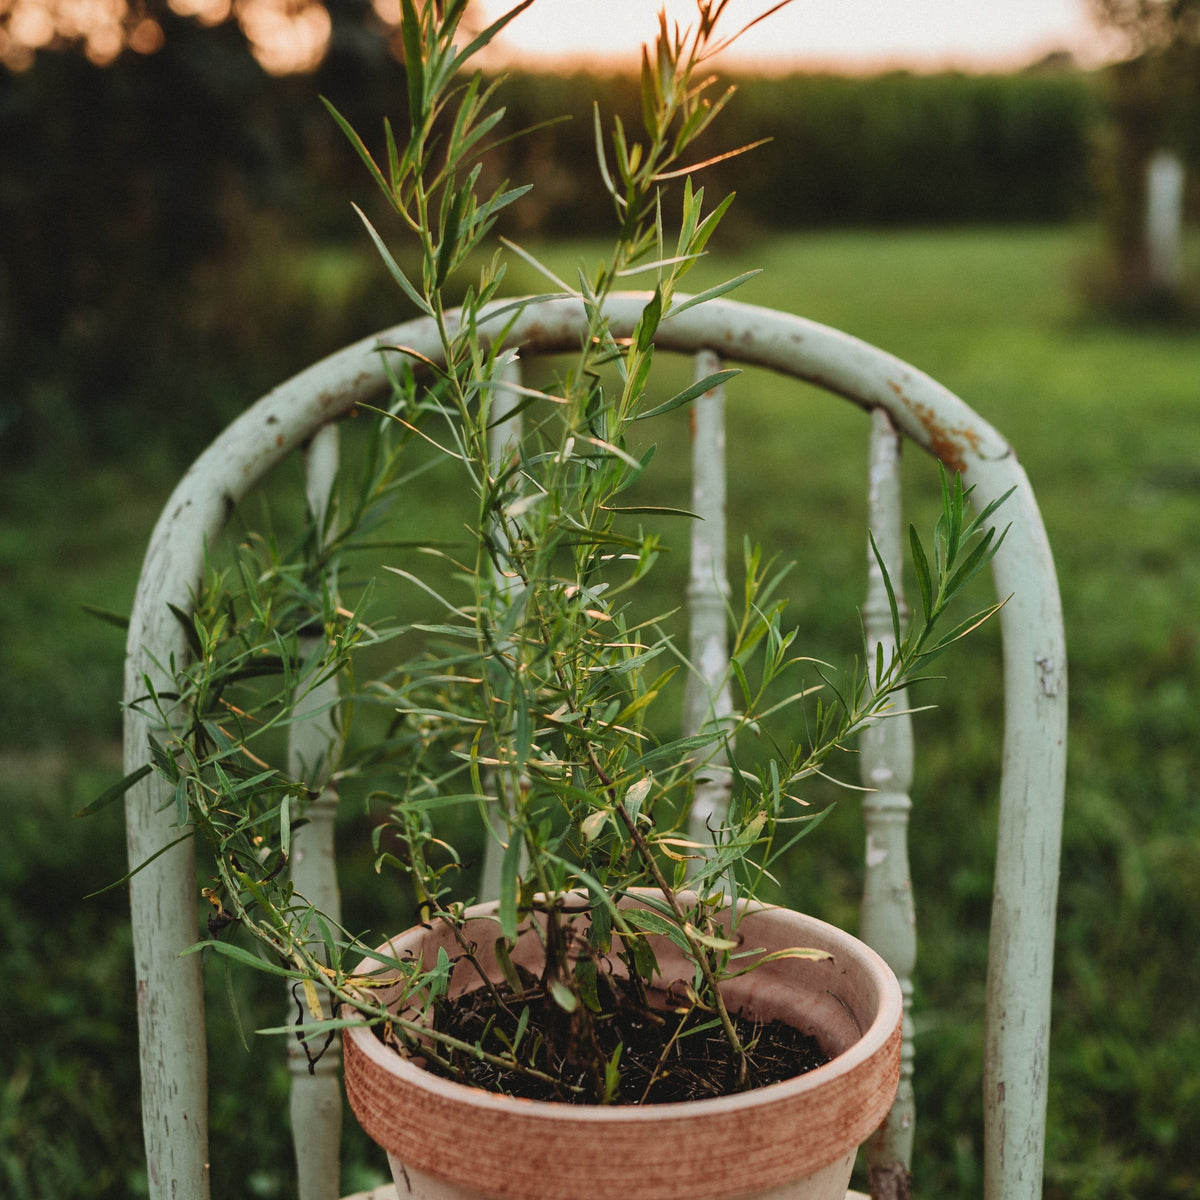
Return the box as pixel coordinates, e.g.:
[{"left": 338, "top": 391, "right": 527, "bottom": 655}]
[{"left": 122, "top": 294, "right": 1066, "bottom": 1200}]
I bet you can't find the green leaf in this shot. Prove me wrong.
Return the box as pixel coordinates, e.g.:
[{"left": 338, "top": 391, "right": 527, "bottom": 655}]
[
  {"left": 399, "top": 0, "right": 426, "bottom": 120},
  {"left": 179, "top": 940, "right": 306, "bottom": 978},
  {"left": 575, "top": 958, "right": 601, "bottom": 1013},
  {"left": 384, "top": 116, "right": 400, "bottom": 192},
  {"left": 321, "top": 97, "right": 391, "bottom": 200},
  {"left": 493, "top": 937, "right": 525, "bottom": 997},
  {"left": 967, "top": 485, "right": 1018, "bottom": 536},
  {"left": 628, "top": 732, "right": 721, "bottom": 772},
  {"left": 635, "top": 287, "right": 663, "bottom": 352},
  {"left": 687, "top": 188, "right": 738, "bottom": 256},
  {"left": 435, "top": 184, "right": 469, "bottom": 286},
  {"left": 909, "top": 524, "right": 934, "bottom": 622},
  {"left": 941, "top": 465, "right": 963, "bottom": 568},
  {"left": 621, "top": 906, "right": 691, "bottom": 953},
  {"left": 449, "top": 0, "right": 536, "bottom": 70},
  {"left": 352, "top": 205, "right": 434, "bottom": 317},
  {"left": 223, "top": 958, "right": 251, "bottom": 1053},
  {"left": 254, "top": 1016, "right": 375, "bottom": 1037},
  {"left": 665, "top": 269, "right": 760, "bottom": 320},
  {"left": 83, "top": 829, "right": 194, "bottom": 898},
  {"left": 919, "top": 598, "right": 1010, "bottom": 664},
  {"left": 593, "top": 103, "right": 620, "bottom": 203},
  {"left": 76, "top": 763, "right": 152, "bottom": 817},
  {"left": 475, "top": 184, "right": 534, "bottom": 226},
  {"left": 167, "top": 603, "right": 203, "bottom": 659},
  {"left": 598, "top": 504, "right": 700, "bottom": 518},
  {"left": 633, "top": 369, "right": 739, "bottom": 422},
  {"left": 944, "top": 526, "right": 1005, "bottom": 600},
  {"left": 80, "top": 604, "right": 130, "bottom": 631},
  {"left": 868, "top": 531, "right": 903, "bottom": 649},
  {"left": 640, "top": 45, "right": 656, "bottom": 136},
  {"left": 603, "top": 1043, "right": 623, "bottom": 1102}
]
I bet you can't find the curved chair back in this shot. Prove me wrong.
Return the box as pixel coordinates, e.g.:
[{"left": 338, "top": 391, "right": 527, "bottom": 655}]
[{"left": 123, "top": 295, "right": 1066, "bottom": 1200}]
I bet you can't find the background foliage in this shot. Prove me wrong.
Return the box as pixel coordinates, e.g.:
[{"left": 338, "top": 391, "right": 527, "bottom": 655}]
[{"left": 0, "top": 34, "right": 1096, "bottom": 465}]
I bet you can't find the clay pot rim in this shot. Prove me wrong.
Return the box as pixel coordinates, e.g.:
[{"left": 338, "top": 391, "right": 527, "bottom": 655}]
[{"left": 343, "top": 898, "right": 902, "bottom": 1121}]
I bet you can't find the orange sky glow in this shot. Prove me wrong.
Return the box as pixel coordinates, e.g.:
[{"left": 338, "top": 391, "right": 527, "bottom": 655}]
[
  {"left": 0, "top": 0, "right": 1108, "bottom": 75},
  {"left": 472, "top": 0, "right": 1107, "bottom": 74}
]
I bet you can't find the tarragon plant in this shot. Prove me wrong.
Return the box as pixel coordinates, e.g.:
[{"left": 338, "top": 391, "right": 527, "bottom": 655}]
[{"left": 109, "top": 0, "right": 1008, "bottom": 1102}]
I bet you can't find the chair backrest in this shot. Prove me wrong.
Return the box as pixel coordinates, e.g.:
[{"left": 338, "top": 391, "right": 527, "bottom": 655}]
[{"left": 122, "top": 294, "right": 1067, "bottom": 1200}]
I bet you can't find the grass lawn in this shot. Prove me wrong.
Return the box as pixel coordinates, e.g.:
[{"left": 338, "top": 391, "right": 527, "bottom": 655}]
[{"left": 1, "top": 223, "right": 1197, "bottom": 1199}]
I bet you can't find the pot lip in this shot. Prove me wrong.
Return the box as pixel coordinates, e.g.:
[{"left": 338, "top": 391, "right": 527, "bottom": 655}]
[{"left": 344, "top": 898, "right": 903, "bottom": 1121}]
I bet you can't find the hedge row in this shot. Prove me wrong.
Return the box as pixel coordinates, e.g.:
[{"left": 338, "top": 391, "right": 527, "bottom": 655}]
[{"left": 494, "top": 67, "right": 1100, "bottom": 233}]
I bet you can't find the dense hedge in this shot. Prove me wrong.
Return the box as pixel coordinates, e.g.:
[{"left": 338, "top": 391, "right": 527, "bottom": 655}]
[{"left": 497, "top": 68, "right": 1100, "bottom": 233}]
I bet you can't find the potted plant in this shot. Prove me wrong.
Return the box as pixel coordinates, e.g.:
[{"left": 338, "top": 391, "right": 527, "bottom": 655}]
[{"left": 111, "top": 3, "right": 1009, "bottom": 1197}]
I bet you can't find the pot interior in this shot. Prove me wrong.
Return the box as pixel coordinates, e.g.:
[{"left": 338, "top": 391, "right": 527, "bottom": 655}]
[{"left": 364, "top": 893, "right": 882, "bottom": 1064}]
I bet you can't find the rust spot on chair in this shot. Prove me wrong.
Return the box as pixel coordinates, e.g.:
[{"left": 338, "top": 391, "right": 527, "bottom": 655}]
[{"left": 890, "top": 385, "right": 982, "bottom": 475}]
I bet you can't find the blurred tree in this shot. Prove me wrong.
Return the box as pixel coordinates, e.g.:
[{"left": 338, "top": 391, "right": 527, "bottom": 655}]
[
  {"left": 0, "top": 0, "right": 416, "bottom": 464},
  {"left": 1088, "top": 0, "right": 1200, "bottom": 312},
  {"left": 0, "top": 0, "right": 370, "bottom": 74}
]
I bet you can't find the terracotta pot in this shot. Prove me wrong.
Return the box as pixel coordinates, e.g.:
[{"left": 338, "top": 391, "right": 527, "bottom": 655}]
[{"left": 343, "top": 893, "right": 902, "bottom": 1200}]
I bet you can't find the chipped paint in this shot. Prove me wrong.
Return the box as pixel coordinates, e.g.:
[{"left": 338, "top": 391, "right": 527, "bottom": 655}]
[{"left": 1034, "top": 655, "right": 1059, "bottom": 697}]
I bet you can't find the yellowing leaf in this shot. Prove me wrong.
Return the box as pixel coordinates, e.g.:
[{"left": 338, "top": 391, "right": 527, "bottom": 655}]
[
  {"left": 580, "top": 809, "right": 610, "bottom": 842},
  {"left": 302, "top": 977, "right": 325, "bottom": 1021},
  {"left": 683, "top": 922, "right": 739, "bottom": 951}
]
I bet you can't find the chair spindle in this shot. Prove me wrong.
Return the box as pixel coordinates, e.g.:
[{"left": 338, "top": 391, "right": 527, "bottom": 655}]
[
  {"left": 288, "top": 421, "right": 345, "bottom": 1200},
  {"left": 479, "top": 356, "right": 525, "bottom": 902},
  {"left": 683, "top": 349, "right": 735, "bottom": 853},
  {"left": 859, "top": 408, "right": 917, "bottom": 1179}
]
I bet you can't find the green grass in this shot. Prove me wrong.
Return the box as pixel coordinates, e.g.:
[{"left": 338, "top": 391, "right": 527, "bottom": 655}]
[{"left": 2, "top": 224, "right": 1198, "bottom": 1199}]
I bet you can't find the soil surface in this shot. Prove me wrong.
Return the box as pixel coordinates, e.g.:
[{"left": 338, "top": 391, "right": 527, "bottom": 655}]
[{"left": 418, "top": 970, "right": 829, "bottom": 1105}]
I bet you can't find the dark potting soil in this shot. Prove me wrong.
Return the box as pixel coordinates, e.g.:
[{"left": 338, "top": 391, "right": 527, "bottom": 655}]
[{"left": 417, "top": 971, "right": 830, "bottom": 1105}]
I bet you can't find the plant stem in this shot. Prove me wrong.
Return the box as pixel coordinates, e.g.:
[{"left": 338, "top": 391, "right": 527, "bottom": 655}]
[{"left": 595, "top": 750, "right": 748, "bottom": 1086}]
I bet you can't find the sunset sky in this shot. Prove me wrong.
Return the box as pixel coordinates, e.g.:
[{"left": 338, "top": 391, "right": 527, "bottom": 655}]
[
  {"left": 0, "top": 0, "right": 1110, "bottom": 76},
  {"left": 472, "top": 0, "right": 1106, "bottom": 73}
]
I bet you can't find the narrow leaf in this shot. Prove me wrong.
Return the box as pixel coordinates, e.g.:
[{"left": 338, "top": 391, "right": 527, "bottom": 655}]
[
  {"left": 621, "top": 907, "right": 691, "bottom": 953},
  {"left": 634, "top": 369, "right": 739, "bottom": 422},
  {"left": 179, "top": 940, "right": 304, "bottom": 978},
  {"left": 909, "top": 524, "right": 934, "bottom": 621},
  {"left": 682, "top": 922, "right": 739, "bottom": 951},
  {"left": 399, "top": 0, "right": 425, "bottom": 119},
  {"left": 868, "top": 531, "right": 903, "bottom": 649},
  {"left": 76, "top": 763, "right": 152, "bottom": 817},
  {"left": 81, "top": 604, "right": 130, "bottom": 631},
  {"left": 320, "top": 97, "right": 391, "bottom": 199},
  {"left": 449, "top": 0, "right": 536, "bottom": 69},
  {"left": 665, "top": 270, "right": 760, "bottom": 321},
  {"left": 352, "top": 205, "right": 434, "bottom": 317}
]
